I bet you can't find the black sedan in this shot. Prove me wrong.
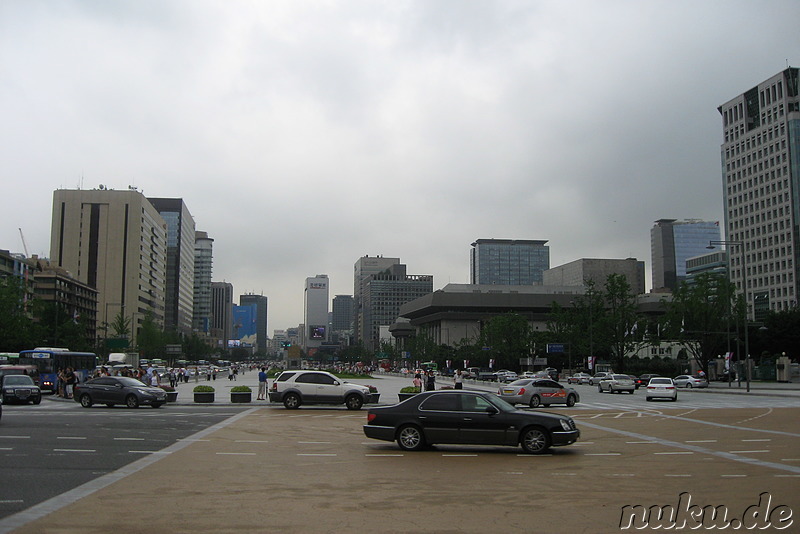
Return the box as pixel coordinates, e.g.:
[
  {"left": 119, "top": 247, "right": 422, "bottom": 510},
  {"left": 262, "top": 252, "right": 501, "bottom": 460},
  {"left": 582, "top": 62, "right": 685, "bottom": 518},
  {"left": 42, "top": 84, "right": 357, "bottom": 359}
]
[
  {"left": 363, "top": 390, "right": 579, "bottom": 454},
  {"left": 74, "top": 376, "right": 167, "bottom": 408},
  {"left": 1, "top": 375, "right": 42, "bottom": 404}
]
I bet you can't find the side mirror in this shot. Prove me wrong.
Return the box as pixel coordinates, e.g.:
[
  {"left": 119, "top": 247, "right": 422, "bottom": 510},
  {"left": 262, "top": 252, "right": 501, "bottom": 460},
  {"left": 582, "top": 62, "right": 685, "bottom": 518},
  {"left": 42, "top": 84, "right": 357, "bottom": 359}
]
[
  {"left": 333, "top": 381, "right": 340, "bottom": 386},
  {"left": 485, "top": 406, "right": 499, "bottom": 415}
]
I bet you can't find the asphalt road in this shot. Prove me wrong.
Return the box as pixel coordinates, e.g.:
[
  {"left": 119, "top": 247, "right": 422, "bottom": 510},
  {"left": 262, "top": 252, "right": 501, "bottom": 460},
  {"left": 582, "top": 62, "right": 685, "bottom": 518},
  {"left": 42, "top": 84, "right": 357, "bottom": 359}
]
[{"left": 1, "top": 375, "right": 799, "bottom": 533}]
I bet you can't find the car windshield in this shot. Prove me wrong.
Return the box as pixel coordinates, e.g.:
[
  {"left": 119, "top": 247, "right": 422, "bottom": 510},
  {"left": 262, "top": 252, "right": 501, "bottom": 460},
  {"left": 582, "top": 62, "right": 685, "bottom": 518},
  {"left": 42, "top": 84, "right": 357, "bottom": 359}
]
[
  {"left": 3, "top": 376, "right": 34, "bottom": 386},
  {"left": 508, "top": 379, "right": 533, "bottom": 386},
  {"left": 115, "top": 377, "right": 149, "bottom": 387}
]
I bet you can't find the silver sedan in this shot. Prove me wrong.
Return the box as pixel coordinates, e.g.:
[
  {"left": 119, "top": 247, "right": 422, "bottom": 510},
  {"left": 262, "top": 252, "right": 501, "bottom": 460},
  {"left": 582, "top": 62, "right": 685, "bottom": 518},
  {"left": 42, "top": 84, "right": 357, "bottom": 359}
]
[
  {"left": 497, "top": 379, "right": 580, "bottom": 408},
  {"left": 598, "top": 374, "right": 636, "bottom": 394}
]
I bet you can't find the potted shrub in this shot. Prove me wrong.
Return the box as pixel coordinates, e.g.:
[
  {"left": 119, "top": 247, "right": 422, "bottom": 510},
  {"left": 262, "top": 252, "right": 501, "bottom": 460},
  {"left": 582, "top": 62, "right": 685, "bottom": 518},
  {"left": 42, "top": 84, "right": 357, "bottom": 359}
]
[
  {"left": 160, "top": 385, "right": 179, "bottom": 403},
  {"left": 398, "top": 386, "right": 421, "bottom": 402},
  {"left": 193, "top": 385, "right": 215, "bottom": 403},
  {"left": 230, "top": 385, "right": 252, "bottom": 403},
  {"left": 367, "top": 385, "right": 380, "bottom": 403}
]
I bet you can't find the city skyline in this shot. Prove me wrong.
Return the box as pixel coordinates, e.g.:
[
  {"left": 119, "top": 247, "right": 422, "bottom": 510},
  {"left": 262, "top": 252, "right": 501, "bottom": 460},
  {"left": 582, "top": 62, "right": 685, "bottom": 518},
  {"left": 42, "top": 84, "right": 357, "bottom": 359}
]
[{"left": 1, "top": 1, "right": 796, "bottom": 331}]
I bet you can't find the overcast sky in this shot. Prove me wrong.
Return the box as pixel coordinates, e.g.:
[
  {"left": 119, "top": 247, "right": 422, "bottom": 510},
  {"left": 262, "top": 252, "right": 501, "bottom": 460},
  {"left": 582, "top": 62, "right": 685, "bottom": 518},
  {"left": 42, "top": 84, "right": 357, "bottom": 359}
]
[{"left": 1, "top": 0, "right": 798, "bottom": 333}]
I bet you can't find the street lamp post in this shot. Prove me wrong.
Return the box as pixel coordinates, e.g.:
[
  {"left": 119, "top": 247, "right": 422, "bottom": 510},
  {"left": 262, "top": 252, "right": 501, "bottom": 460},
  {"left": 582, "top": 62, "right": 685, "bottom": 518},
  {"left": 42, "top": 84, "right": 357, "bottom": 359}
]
[{"left": 708, "top": 240, "right": 750, "bottom": 393}]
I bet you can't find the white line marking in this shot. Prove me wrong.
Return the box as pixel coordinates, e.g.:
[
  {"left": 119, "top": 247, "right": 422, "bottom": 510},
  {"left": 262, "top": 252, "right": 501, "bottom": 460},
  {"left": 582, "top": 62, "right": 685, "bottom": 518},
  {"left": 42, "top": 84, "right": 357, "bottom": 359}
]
[
  {"left": 610, "top": 474, "right": 635, "bottom": 477},
  {"left": 234, "top": 440, "right": 269, "bottom": 443},
  {"left": 585, "top": 453, "right": 621, "bottom": 456},
  {"left": 56, "top": 437, "right": 87, "bottom": 440},
  {"left": 686, "top": 440, "right": 717, "bottom": 443},
  {"left": 626, "top": 441, "right": 657, "bottom": 444},
  {"left": 729, "top": 450, "right": 769, "bottom": 454},
  {"left": 665, "top": 474, "right": 692, "bottom": 477},
  {"left": 721, "top": 474, "right": 747, "bottom": 477},
  {"left": 216, "top": 452, "right": 256, "bottom": 456},
  {"left": 552, "top": 473, "right": 577, "bottom": 476},
  {"left": 654, "top": 452, "right": 694, "bottom": 455},
  {"left": 442, "top": 454, "right": 478, "bottom": 457},
  {"left": 775, "top": 474, "right": 800, "bottom": 478},
  {"left": 742, "top": 439, "right": 771, "bottom": 442},
  {"left": 128, "top": 451, "right": 170, "bottom": 455},
  {"left": 113, "top": 438, "right": 145, "bottom": 441},
  {"left": 297, "top": 453, "right": 336, "bottom": 457},
  {"left": 298, "top": 441, "right": 331, "bottom": 444},
  {"left": 0, "top": 500, "right": 24, "bottom": 504},
  {"left": 365, "top": 454, "right": 404, "bottom": 457},
  {"left": 53, "top": 449, "right": 95, "bottom": 453},
  {"left": 0, "top": 436, "right": 30, "bottom": 439},
  {"left": 0, "top": 448, "right": 13, "bottom": 451},
  {"left": 516, "top": 454, "right": 552, "bottom": 457}
]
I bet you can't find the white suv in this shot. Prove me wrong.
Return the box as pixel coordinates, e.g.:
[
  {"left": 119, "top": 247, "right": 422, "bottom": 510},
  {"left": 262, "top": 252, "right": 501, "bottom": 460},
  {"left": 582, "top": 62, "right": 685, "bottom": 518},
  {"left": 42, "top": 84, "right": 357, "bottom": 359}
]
[{"left": 268, "top": 370, "right": 379, "bottom": 410}]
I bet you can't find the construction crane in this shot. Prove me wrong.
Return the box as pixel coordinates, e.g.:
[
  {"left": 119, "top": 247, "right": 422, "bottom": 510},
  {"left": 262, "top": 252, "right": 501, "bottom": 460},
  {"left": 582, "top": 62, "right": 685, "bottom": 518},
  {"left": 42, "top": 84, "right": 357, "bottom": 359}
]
[{"left": 18, "top": 228, "right": 29, "bottom": 257}]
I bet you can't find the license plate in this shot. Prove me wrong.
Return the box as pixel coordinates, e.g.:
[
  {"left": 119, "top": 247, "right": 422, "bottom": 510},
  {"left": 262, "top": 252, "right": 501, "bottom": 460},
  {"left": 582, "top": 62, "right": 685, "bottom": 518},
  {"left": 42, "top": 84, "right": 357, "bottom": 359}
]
[{"left": 503, "top": 389, "right": 514, "bottom": 395}]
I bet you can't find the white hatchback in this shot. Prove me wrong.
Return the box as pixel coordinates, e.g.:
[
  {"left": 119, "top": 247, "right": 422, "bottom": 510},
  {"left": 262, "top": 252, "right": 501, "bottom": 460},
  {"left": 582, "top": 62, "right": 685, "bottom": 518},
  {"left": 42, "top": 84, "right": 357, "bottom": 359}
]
[{"left": 645, "top": 377, "right": 678, "bottom": 401}]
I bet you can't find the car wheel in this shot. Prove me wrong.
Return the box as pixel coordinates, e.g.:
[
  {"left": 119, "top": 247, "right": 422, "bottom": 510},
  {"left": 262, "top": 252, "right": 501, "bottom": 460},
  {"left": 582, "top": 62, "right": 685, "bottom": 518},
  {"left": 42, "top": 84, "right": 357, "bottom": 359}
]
[
  {"left": 151, "top": 403, "right": 163, "bottom": 408},
  {"left": 646, "top": 396, "right": 652, "bottom": 401},
  {"left": 79, "top": 394, "right": 93, "bottom": 408},
  {"left": 345, "top": 394, "right": 363, "bottom": 410},
  {"left": 520, "top": 426, "right": 551, "bottom": 454},
  {"left": 125, "top": 395, "right": 140, "bottom": 409},
  {"left": 283, "top": 393, "right": 301, "bottom": 409},
  {"left": 529, "top": 395, "right": 542, "bottom": 408},
  {"left": 397, "top": 424, "right": 425, "bottom": 451},
  {"left": 687, "top": 383, "right": 693, "bottom": 389},
  {"left": 671, "top": 396, "right": 678, "bottom": 402},
  {"left": 598, "top": 385, "right": 603, "bottom": 393},
  {"left": 566, "top": 394, "right": 576, "bottom": 407},
  {"left": 33, "top": 397, "right": 41, "bottom": 405},
  {"left": 628, "top": 389, "right": 634, "bottom": 394}
]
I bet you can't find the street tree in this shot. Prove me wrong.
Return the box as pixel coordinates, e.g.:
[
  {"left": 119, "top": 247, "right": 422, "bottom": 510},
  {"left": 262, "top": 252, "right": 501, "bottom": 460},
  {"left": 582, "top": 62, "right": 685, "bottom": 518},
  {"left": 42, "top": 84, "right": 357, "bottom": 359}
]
[{"left": 479, "top": 313, "right": 532, "bottom": 370}]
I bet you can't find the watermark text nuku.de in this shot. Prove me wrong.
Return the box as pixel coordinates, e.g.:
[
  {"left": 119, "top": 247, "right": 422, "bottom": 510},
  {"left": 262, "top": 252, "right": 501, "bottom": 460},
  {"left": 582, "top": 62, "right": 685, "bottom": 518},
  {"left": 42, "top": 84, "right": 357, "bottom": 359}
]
[{"left": 619, "top": 492, "right": 793, "bottom": 530}]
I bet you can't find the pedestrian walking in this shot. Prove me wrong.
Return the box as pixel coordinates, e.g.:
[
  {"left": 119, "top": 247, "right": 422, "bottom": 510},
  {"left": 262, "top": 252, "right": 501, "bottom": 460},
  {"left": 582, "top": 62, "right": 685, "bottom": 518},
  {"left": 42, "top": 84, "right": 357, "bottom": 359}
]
[{"left": 425, "top": 370, "right": 436, "bottom": 391}]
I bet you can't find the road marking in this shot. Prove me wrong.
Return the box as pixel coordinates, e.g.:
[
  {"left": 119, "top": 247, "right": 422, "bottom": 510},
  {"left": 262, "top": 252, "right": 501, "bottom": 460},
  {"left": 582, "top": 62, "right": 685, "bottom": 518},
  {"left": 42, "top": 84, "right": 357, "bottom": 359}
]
[
  {"left": 503, "top": 472, "right": 524, "bottom": 475},
  {"left": 578, "top": 420, "right": 800, "bottom": 475},
  {"left": 775, "top": 474, "right": 800, "bottom": 478},
  {"left": 626, "top": 441, "right": 657, "bottom": 444},
  {"left": 365, "top": 454, "right": 404, "bottom": 457},
  {"left": 177, "top": 439, "right": 210, "bottom": 442},
  {"left": 114, "top": 438, "right": 145, "bottom": 441},
  {"left": 56, "top": 437, "right": 87, "bottom": 440},
  {"left": 298, "top": 441, "right": 331, "bottom": 444},
  {"left": 216, "top": 452, "right": 256, "bottom": 456},
  {"left": 654, "top": 452, "right": 694, "bottom": 455},
  {"left": 665, "top": 474, "right": 692, "bottom": 477},
  {"left": 741, "top": 439, "right": 771, "bottom": 442},
  {"left": 721, "top": 474, "right": 747, "bottom": 477},
  {"left": 0, "top": 500, "right": 24, "bottom": 504},
  {"left": 442, "top": 454, "right": 478, "bottom": 457},
  {"left": 235, "top": 440, "right": 269, "bottom": 443},
  {"left": 516, "top": 454, "right": 552, "bottom": 457},
  {"left": 297, "top": 453, "right": 336, "bottom": 457},
  {"left": 686, "top": 440, "right": 717, "bottom": 443},
  {"left": 53, "top": 449, "right": 96, "bottom": 453},
  {"left": 729, "top": 450, "right": 769, "bottom": 454},
  {"left": 610, "top": 473, "right": 635, "bottom": 477},
  {"left": 585, "top": 453, "right": 621, "bottom": 456},
  {"left": 129, "top": 451, "right": 170, "bottom": 454},
  {"left": 0, "top": 448, "right": 13, "bottom": 451},
  {"left": 552, "top": 473, "right": 577, "bottom": 476},
  {"left": 0, "top": 436, "right": 30, "bottom": 439},
  {"left": 781, "top": 459, "right": 800, "bottom": 462}
]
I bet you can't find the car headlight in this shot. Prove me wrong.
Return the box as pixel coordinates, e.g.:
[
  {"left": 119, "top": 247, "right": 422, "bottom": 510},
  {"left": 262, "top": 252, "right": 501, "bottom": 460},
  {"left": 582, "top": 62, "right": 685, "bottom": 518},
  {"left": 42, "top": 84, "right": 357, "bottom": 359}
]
[
  {"left": 135, "top": 388, "right": 151, "bottom": 395},
  {"left": 559, "top": 419, "right": 573, "bottom": 431}
]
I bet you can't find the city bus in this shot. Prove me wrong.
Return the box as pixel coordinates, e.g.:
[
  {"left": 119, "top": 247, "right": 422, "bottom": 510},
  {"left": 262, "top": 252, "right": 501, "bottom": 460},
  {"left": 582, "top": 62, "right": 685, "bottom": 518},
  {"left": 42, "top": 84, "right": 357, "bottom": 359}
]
[{"left": 18, "top": 348, "right": 97, "bottom": 393}]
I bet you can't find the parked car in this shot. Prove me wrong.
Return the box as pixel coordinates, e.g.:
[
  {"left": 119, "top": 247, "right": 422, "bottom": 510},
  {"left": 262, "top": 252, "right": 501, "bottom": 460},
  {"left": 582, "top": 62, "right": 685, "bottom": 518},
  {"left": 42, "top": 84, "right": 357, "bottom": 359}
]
[
  {"left": 1, "top": 375, "right": 42, "bottom": 405},
  {"left": 363, "top": 390, "right": 580, "bottom": 454},
  {"left": 598, "top": 374, "right": 636, "bottom": 394},
  {"left": 74, "top": 376, "right": 167, "bottom": 408},
  {"left": 673, "top": 375, "right": 709, "bottom": 388},
  {"left": 567, "top": 372, "right": 592, "bottom": 385},
  {"left": 497, "top": 379, "right": 580, "bottom": 408},
  {"left": 645, "top": 377, "right": 678, "bottom": 401},
  {"left": 268, "top": 370, "right": 378, "bottom": 410},
  {"left": 493, "top": 370, "right": 518, "bottom": 383},
  {"left": 635, "top": 374, "right": 661, "bottom": 388},
  {"left": 589, "top": 372, "right": 612, "bottom": 385}
]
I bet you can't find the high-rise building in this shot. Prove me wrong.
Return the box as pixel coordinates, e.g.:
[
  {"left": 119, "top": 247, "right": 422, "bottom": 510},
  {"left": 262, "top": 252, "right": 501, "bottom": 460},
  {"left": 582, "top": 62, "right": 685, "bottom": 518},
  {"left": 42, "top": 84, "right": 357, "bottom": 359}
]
[
  {"left": 304, "top": 275, "right": 329, "bottom": 352},
  {"left": 332, "top": 295, "right": 353, "bottom": 332},
  {"left": 650, "top": 219, "right": 721, "bottom": 291},
  {"left": 211, "top": 281, "right": 233, "bottom": 349},
  {"left": 719, "top": 67, "right": 800, "bottom": 320},
  {"left": 353, "top": 255, "right": 400, "bottom": 343},
  {"left": 148, "top": 198, "right": 196, "bottom": 335},
  {"left": 361, "top": 264, "right": 433, "bottom": 352},
  {"left": 192, "top": 231, "right": 214, "bottom": 334},
  {"left": 50, "top": 188, "right": 167, "bottom": 343},
  {"left": 240, "top": 294, "right": 268, "bottom": 353},
  {"left": 470, "top": 239, "right": 550, "bottom": 285}
]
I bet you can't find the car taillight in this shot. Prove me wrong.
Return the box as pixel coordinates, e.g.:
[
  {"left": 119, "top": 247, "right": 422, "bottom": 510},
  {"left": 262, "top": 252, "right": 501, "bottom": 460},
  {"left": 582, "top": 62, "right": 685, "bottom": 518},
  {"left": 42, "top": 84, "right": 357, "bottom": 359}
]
[
  {"left": 517, "top": 388, "right": 526, "bottom": 395},
  {"left": 270, "top": 383, "right": 276, "bottom": 391},
  {"left": 647, "top": 386, "right": 655, "bottom": 389},
  {"left": 666, "top": 386, "right": 675, "bottom": 390},
  {"left": 367, "top": 413, "right": 377, "bottom": 423}
]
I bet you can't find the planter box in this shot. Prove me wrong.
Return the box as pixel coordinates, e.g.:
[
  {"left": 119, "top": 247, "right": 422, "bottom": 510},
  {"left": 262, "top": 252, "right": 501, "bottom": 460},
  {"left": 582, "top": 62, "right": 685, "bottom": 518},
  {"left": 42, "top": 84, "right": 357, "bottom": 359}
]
[
  {"left": 193, "top": 392, "right": 215, "bottom": 403},
  {"left": 165, "top": 391, "right": 179, "bottom": 403},
  {"left": 398, "top": 393, "right": 417, "bottom": 402},
  {"left": 230, "top": 391, "right": 252, "bottom": 403}
]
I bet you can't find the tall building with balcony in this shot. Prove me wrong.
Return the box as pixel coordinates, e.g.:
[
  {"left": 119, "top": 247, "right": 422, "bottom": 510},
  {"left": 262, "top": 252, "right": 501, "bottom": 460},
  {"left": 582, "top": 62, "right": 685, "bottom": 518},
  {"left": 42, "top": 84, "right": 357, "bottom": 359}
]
[
  {"left": 719, "top": 67, "right": 800, "bottom": 320},
  {"left": 651, "top": 219, "right": 721, "bottom": 291},
  {"left": 148, "top": 198, "right": 196, "bottom": 335},
  {"left": 50, "top": 188, "right": 167, "bottom": 343},
  {"left": 192, "top": 231, "right": 214, "bottom": 334},
  {"left": 470, "top": 239, "right": 550, "bottom": 285}
]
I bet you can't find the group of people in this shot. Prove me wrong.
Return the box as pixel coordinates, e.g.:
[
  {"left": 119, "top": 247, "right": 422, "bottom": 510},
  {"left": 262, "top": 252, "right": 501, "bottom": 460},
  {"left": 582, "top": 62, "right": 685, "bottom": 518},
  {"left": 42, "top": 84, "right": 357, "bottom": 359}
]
[
  {"left": 412, "top": 369, "right": 466, "bottom": 391},
  {"left": 55, "top": 367, "right": 78, "bottom": 398}
]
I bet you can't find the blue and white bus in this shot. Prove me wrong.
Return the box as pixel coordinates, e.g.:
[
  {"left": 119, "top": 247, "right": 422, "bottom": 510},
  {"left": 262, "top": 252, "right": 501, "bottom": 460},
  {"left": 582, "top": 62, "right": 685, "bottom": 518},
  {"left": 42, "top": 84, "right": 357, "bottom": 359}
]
[{"left": 18, "top": 348, "right": 97, "bottom": 393}]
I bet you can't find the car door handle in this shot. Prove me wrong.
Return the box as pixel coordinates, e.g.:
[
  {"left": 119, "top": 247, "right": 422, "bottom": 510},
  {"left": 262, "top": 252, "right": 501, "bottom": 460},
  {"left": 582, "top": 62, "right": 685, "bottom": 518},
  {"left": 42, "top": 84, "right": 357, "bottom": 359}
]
[{"left": 463, "top": 418, "right": 472, "bottom": 421}]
